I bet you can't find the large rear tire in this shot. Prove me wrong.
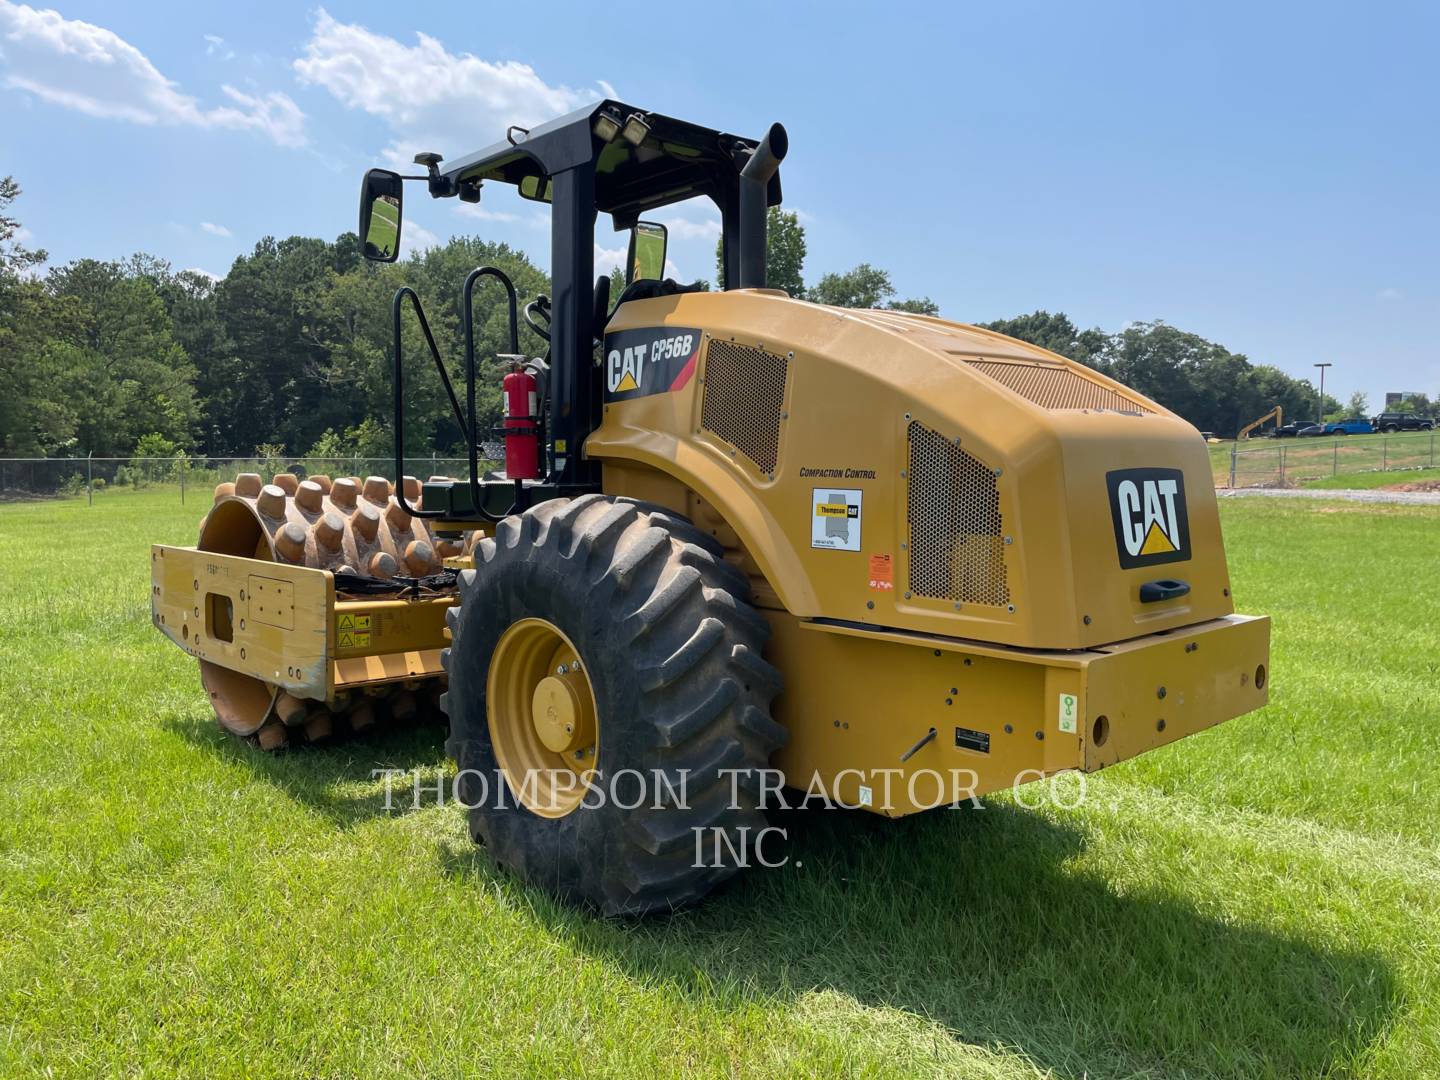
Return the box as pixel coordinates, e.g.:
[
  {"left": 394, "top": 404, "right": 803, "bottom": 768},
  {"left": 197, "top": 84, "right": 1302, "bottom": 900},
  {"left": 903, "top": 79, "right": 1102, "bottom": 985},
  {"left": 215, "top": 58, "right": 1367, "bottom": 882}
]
[{"left": 443, "top": 495, "right": 787, "bottom": 915}]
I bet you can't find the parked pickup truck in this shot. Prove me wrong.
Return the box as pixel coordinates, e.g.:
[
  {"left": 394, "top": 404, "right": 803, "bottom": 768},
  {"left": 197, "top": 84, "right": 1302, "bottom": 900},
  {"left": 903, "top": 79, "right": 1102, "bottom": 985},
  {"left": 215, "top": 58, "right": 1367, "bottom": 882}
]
[
  {"left": 1324, "top": 419, "right": 1374, "bottom": 435},
  {"left": 1371, "top": 412, "right": 1435, "bottom": 433}
]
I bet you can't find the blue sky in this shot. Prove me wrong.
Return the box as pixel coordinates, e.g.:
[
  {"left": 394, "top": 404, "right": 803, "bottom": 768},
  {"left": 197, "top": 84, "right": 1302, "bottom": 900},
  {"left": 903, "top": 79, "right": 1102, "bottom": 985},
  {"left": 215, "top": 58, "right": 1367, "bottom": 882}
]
[{"left": 2, "top": 1, "right": 1436, "bottom": 409}]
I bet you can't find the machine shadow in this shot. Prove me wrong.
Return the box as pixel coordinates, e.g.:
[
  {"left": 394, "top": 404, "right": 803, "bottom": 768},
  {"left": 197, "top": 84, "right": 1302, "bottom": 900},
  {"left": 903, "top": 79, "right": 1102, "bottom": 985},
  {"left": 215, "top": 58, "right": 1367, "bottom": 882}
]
[
  {"left": 446, "top": 802, "right": 1397, "bottom": 1078},
  {"left": 165, "top": 711, "right": 450, "bottom": 829}
]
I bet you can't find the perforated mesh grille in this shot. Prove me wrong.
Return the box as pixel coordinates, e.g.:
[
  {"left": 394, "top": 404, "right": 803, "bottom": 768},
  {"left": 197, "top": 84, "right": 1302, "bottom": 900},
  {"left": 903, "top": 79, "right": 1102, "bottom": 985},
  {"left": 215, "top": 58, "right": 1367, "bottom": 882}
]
[
  {"left": 906, "top": 422, "right": 1009, "bottom": 607},
  {"left": 700, "top": 341, "right": 788, "bottom": 473},
  {"left": 965, "top": 359, "right": 1152, "bottom": 414}
]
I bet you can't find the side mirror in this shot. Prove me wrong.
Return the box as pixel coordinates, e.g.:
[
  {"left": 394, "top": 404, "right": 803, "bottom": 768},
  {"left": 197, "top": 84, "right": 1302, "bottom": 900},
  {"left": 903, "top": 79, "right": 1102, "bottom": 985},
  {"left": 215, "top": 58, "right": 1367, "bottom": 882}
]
[
  {"left": 359, "top": 168, "right": 403, "bottom": 262},
  {"left": 627, "top": 221, "right": 667, "bottom": 285}
]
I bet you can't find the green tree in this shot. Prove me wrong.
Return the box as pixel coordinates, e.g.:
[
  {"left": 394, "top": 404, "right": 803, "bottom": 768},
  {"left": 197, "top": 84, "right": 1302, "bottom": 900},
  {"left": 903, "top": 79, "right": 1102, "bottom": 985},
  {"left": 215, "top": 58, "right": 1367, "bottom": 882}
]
[
  {"left": 887, "top": 296, "right": 941, "bottom": 316},
  {"left": 43, "top": 258, "right": 199, "bottom": 455},
  {"left": 211, "top": 234, "right": 356, "bottom": 455},
  {"left": 0, "top": 178, "right": 61, "bottom": 454},
  {"left": 0, "top": 176, "right": 46, "bottom": 273},
  {"left": 0, "top": 279, "right": 85, "bottom": 454},
  {"left": 807, "top": 262, "right": 937, "bottom": 314},
  {"left": 978, "top": 310, "right": 1107, "bottom": 364},
  {"left": 300, "top": 236, "right": 550, "bottom": 458},
  {"left": 714, "top": 207, "right": 807, "bottom": 296},
  {"left": 808, "top": 262, "right": 894, "bottom": 308},
  {"left": 980, "top": 312, "right": 1339, "bottom": 435},
  {"left": 1344, "top": 391, "right": 1368, "bottom": 420}
]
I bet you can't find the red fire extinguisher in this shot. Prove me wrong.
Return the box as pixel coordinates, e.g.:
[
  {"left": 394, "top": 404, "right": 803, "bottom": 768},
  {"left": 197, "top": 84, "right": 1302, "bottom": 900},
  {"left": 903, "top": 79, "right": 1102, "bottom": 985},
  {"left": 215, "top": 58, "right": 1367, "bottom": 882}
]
[{"left": 502, "top": 365, "right": 540, "bottom": 480}]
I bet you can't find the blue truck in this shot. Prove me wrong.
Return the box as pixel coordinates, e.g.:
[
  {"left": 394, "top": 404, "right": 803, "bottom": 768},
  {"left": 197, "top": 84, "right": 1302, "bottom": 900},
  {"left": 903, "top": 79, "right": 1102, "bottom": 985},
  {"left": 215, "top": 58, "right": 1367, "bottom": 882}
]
[{"left": 1323, "top": 419, "right": 1374, "bottom": 435}]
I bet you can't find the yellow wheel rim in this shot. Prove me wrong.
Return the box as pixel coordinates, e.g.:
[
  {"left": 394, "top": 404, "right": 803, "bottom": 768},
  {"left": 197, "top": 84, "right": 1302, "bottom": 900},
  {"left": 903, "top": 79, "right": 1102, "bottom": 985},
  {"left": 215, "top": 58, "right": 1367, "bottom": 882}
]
[{"left": 487, "top": 618, "right": 599, "bottom": 818}]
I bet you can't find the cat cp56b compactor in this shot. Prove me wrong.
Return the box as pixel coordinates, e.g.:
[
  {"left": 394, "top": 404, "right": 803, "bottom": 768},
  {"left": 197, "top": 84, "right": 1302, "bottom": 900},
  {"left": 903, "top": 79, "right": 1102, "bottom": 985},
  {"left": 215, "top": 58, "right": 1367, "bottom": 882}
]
[{"left": 152, "top": 101, "right": 1270, "bottom": 914}]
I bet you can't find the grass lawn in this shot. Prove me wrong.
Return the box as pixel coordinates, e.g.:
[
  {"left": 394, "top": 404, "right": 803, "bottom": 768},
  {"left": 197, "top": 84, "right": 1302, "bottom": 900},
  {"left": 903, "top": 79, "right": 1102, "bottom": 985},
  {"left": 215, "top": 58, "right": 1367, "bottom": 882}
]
[
  {"left": 2, "top": 488, "right": 1438, "bottom": 1078},
  {"left": 1301, "top": 467, "right": 1440, "bottom": 490}
]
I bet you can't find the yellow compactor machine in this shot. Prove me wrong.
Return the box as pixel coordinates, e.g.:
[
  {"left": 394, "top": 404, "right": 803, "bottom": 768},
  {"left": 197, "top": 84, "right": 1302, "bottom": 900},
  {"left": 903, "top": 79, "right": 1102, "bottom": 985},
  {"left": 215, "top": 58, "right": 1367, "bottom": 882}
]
[{"left": 154, "top": 101, "right": 1269, "bottom": 913}]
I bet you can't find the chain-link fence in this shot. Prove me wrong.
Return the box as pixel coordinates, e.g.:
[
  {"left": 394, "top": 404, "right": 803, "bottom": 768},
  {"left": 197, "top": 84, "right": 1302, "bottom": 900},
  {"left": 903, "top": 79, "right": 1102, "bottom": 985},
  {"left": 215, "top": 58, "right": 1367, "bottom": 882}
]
[
  {"left": 4, "top": 431, "right": 1437, "bottom": 503},
  {"left": 0, "top": 455, "right": 500, "bottom": 505},
  {"left": 1214, "top": 430, "right": 1440, "bottom": 488}
]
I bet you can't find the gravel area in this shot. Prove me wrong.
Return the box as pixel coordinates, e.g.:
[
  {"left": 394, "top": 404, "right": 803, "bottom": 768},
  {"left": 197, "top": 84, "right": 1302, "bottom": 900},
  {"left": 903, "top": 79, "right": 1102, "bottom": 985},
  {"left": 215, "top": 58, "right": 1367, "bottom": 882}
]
[{"left": 1217, "top": 487, "right": 1440, "bottom": 506}]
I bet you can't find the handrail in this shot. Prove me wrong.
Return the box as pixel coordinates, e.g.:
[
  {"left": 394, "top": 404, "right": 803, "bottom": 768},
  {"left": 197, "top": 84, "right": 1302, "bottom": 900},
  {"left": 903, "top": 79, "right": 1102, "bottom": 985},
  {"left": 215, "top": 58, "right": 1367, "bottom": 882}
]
[
  {"left": 462, "top": 267, "right": 525, "bottom": 520},
  {"left": 391, "top": 271, "right": 530, "bottom": 525},
  {"left": 391, "top": 286, "right": 467, "bottom": 519}
]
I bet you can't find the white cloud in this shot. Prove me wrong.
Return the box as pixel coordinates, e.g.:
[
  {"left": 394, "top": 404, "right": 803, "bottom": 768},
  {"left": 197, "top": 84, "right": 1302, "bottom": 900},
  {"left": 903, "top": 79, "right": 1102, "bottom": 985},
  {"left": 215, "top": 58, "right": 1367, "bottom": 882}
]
[
  {"left": 294, "top": 9, "right": 607, "bottom": 166},
  {"left": 203, "top": 33, "right": 234, "bottom": 61},
  {"left": 595, "top": 243, "right": 627, "bottom": 272},
  {"left": 590, "top": 250, "right": 686, "bottom": 282},
  {"left": 1376, "top": 288, "right": 1402, "bottom": 301},
  {"left": 0, "top": 1, "right": 305, "bottom": 146},
  {"left": 456, "top": 203, "right": 519, "bottom": 224},
  {"left": 658, "top": 213, "right": 721, "bottom": 241},
  {"left": 401, "top": 219, "right": 440, "bottom": 257},
  {"left": 184, "top": 266, "right": 221, "bottom": 282},
  {"left": 199, "top": 221, "right": 232, "bottom": 237}
]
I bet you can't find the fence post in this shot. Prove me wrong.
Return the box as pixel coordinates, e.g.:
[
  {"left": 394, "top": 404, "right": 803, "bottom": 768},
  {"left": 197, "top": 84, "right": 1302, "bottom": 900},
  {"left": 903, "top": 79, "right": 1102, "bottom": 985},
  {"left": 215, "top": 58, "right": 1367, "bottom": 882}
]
[
  {"left": 179, "top": 455, "right": 186, "bottom": 506},
  {"left": 1279, "top": 444, "right": 1286, "bottom": 486},
  {"left": 1431, "top": 431, "right": 1435, "bottom": 468},
  {"left": 87, "top": 451, "right": 93, "bottom": 507},
  {"left": 1383, "top": 438, "right": 1388, "bottom": 472},
  {"left": 1229, "top": 444, "right": 1237, "bottom": 488},
  {"left": 1332, "top": 441, "right": 1337, "bottom": 476}
]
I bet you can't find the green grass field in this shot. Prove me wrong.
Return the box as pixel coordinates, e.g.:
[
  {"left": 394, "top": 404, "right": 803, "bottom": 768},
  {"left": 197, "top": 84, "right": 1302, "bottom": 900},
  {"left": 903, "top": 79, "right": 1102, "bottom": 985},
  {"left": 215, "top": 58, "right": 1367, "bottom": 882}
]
[
  {"left": 3, "top": 490, "right": 1439, "bottom": 1078},
  {"left": 1301, "top": 467, "right": 1440, "bottom": 490},
  {"left": 365, "top": 197, "right": 399, "bottom": 258}
]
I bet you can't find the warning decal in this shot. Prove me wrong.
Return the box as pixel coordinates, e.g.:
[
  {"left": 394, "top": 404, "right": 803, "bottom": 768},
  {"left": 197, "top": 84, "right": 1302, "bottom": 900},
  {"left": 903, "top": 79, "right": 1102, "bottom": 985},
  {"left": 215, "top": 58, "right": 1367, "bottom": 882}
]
[
  {"left": 868, "top": 552, "right": 893, "bottom": 590},
  {"left": 811, "top": 488, "right": 862, "bottom": 551},
  {"left": 337, "top": 612, "right": 372, "bottom": 649}
]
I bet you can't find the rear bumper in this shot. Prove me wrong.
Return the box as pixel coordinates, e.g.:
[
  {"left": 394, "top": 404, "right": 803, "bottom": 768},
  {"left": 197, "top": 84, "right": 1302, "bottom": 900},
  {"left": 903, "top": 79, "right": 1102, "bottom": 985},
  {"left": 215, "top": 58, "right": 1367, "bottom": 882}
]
[
  {"left": 1078, "top": 614, "right": 1269, "bottom": 771},
  {"left": 769, "top": 613, "right": 1270, "bottom": 815}
]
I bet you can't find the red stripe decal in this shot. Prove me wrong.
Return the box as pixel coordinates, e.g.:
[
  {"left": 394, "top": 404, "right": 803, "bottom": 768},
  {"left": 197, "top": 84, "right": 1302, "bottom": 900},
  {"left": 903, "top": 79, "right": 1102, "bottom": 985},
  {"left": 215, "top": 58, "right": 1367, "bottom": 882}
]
[{"left": 669, "top": 349, "right": 700, "bottom": 392}]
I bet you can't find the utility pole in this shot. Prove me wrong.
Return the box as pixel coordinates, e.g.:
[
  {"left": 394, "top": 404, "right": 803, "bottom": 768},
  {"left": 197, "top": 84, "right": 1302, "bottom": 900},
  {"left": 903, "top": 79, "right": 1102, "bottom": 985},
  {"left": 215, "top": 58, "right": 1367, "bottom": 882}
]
[{"left": 1314, "top": 362, "right": 1333, "bottom": 423}]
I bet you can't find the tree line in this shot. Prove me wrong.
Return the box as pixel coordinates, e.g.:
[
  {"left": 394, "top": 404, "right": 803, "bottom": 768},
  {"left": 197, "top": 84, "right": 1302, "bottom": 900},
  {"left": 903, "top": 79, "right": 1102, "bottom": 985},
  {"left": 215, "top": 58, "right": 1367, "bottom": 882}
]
[{"left": 2, "top": 178, "right": 1414, "bottom": 463}]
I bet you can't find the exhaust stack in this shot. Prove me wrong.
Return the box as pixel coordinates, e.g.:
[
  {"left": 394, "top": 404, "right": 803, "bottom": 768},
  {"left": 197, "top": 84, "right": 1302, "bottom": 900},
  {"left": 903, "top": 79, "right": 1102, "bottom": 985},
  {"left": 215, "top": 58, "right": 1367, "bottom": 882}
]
[{"left": 737, "top": 122, "right": 789, "bottom": 290}]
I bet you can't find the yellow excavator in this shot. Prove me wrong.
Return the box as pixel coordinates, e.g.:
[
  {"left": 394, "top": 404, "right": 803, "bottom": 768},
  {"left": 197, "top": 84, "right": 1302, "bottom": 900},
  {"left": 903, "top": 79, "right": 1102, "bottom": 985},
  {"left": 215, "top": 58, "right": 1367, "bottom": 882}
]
[
  {"left": 1238, "top": 405, "right": 1283, "bottom": 439},
  {"left": 152, "top": 101, "right": 1270, "bottom": 914}
]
